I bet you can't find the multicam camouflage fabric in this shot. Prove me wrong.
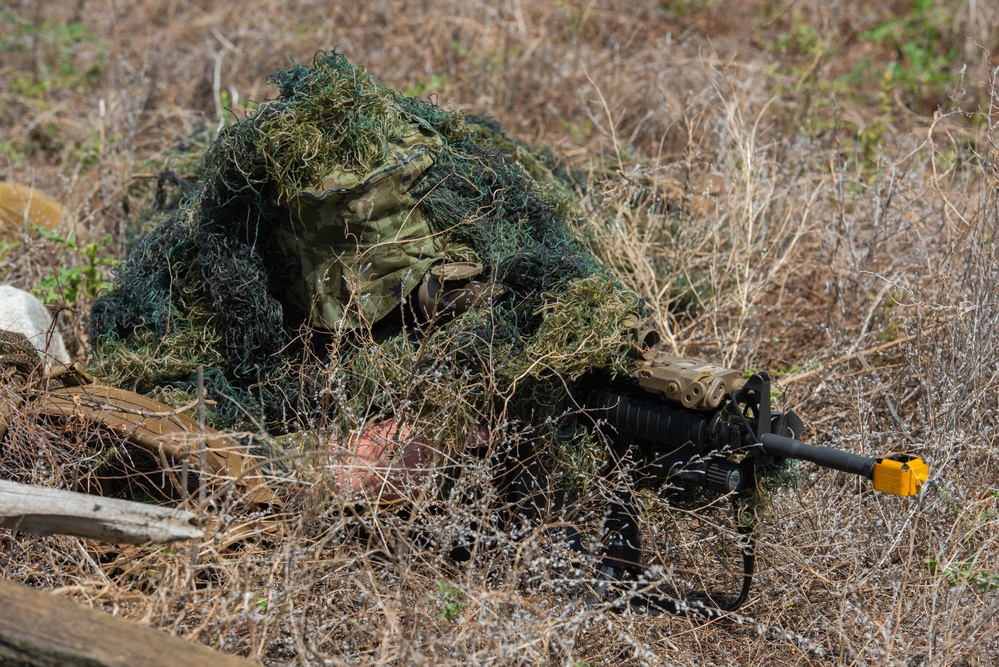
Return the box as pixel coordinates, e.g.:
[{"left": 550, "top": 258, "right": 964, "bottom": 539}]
[{"left": 278, "top": 124, "right": 442, "bottom": 328}]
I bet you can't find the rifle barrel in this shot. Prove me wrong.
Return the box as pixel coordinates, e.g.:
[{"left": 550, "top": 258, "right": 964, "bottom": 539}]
[{"left": 760, "top": 433, "right": 875, "bottom": 479}]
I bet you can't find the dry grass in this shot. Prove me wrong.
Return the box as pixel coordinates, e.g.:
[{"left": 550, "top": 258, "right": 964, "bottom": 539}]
[{"left": 2, "top": 1, "right": 999, "bottom": 665}]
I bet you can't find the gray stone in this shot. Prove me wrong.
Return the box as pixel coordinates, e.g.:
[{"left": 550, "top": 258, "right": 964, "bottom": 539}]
[{"left": 0, "top": 285, "right": 70, "bottom": 368}]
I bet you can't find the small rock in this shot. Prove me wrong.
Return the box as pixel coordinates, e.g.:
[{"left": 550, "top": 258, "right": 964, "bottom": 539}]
[
  {"left": 0, "top": 285, "right": 70, "bottom": 368},
  {"left": 0, "top": 182, "right": 65, "bottom": 240}
]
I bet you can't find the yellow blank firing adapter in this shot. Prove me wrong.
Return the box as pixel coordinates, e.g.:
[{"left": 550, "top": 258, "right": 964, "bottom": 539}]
[
  {"left": 871, "top": 453, "right": 930, "bottom": 496},
  {"left": 760, "top": 434, "right": 930, "bottom": 497}
]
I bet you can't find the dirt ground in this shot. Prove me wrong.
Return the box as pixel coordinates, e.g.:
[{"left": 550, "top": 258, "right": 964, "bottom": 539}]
[{"left": 2, "top": 1, "right": 998, "bottom": 665}]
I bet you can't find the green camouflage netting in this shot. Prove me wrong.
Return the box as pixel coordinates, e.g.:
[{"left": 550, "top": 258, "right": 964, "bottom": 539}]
[{"left": 90, "top": 51, "right": 641, "bottom": 454}]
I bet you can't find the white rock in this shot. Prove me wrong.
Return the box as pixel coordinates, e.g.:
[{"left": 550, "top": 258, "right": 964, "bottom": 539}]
[{"left": 0, "top": 285, "right": 70, "bottom": 368}]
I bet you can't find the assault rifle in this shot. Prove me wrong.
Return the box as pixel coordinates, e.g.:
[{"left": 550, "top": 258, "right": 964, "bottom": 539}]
[{"left": 577, "top": 348, "right": 929, "bottom": 616}]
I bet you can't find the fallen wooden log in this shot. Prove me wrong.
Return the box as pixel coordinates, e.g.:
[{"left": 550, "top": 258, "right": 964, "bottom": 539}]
[
  {"left": 0, "top": 479, "right": 201, "bottom": 544},
  {"left": 0, "top": 578, "right": 257, "bottom": 666}
]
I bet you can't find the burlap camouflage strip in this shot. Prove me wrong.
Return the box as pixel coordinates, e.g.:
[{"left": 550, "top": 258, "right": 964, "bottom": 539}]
[
  {"left": 6, "top": 330, "right": 278, "bottom": 506},
  {"left": 34, "top": 384, "right": 279, "bottom": 506}
]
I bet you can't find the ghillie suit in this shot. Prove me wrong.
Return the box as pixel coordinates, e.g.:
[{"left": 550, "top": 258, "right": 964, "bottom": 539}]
[
  {"left": 81, "top": 55, "right": 934, "bottom": 618},
  {"left": 90, "top": 52, "right": 641, "bottom": 474}
]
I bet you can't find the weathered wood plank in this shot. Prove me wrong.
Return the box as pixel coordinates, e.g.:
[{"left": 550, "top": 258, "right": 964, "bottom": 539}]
[
  {"left": 0, "top": 578, "right": 257, "bottom": 666},
  {"left": 0, "top": 479, "right": 201, "bottom": 544}
]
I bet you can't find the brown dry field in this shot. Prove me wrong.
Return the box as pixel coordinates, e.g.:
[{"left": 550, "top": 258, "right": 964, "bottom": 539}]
[{"left": 2, "top": 1, "right": 999, "bottom": 665}]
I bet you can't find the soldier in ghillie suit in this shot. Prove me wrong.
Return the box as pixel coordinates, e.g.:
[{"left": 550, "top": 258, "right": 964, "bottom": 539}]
[
  {"left": 88, "top": 50, "right": 643, "bottom": 511},
  {"left": 14, "top": 52, "right": 928, "bottom": 617}
]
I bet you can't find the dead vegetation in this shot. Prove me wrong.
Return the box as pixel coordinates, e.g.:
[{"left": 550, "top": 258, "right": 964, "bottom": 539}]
[{"left": 2, "top": 1, "right": 998, "bottom": 665}]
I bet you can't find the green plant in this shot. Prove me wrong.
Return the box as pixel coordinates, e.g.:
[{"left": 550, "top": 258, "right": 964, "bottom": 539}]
[
  {"left": 925, "top": 556, "right": 999, "bottom": 593},
  {"left": 425, "top": 580, "right": 467, "bottom": 621},
  {"left": 0, "top": 140, "right": 27, "bottom": 163},
  {"left": 403, "top": 73, "right": 450, "bottom": 99},
  {"left": 773, "top": 22, "right": 824, "bottom": 58},
  {"left": 555, "top": 0, "right": 596, "bottom": 32},
  {"left": 69, "top": 134, "right": 105, "bottom": 169},
  {"left": 217, "top": 89, "right": 252, "bottom": 127},
  {"left": 658, "top": 0, "right": 712, "bottom": 19},
  {"left": 558, "top": 117, "right": 593, "bottom": 142},
  {"left": 925, "top": 490, "right": 999, "bottom": 594},
  {"left": 773, "top": 359, "right": 821, "bottom": 379},
  {"left": 31, "top": 226, "right": 117, "bottom": 305},
  {"left": 0, "top": 240, "right": 13, "bottom": 276},
  {"left": 853, "top": 0, "right": 961, "bottom": 110},
  {"left": 1, "top": 11, "right": 105, "bottom": 97}
]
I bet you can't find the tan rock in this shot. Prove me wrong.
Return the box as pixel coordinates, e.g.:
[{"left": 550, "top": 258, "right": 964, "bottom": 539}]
[{"left": 0, "top": 182, "right": 65, "bottom": 240}]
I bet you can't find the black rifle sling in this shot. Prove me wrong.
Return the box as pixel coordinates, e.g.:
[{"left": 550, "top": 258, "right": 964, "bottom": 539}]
[{"left": 615, "top": 494, "right": 757, "bottom": 618}]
